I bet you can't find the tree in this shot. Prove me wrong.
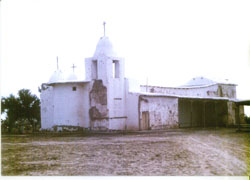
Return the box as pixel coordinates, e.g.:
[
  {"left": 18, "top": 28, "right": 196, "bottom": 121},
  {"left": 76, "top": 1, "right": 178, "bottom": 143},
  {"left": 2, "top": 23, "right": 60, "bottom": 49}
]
[
  {"left": 1, "top": 89, "right": 41, "bottom": 133},
  {"left": 1, "top": 94, "right": 21, "bottom": 133},
  {"left": 17, "top": 89, "right": 41, "bottom": 132}
]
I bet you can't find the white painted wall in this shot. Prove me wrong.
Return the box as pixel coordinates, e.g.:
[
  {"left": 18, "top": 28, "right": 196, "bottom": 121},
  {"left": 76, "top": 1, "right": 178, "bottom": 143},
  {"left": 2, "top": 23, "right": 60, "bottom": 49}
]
[
  {"left": 109, "top": 118, "right": 126, "bottom": 130},
  {"left": 41, "top": 86, "right": 54, "bottom": 130},
  {"left": 91, "top": 119, "right": 109, "bottom": 130},
  {"left": 140, "top": 84, "right": 237, "bottom": 99},
  {"left": 140, "top": 96, "right": 179, "bottom": 129},
  {"left": 85, "top": 58, "right": 92, "bottom": 81},
  {"left": 125, "top": 92, "right": 140, "bottom": 130},
  {"left": 52, "top": 82, "right": 90, "bottom": 128},
  {"left": 86, "top": 38, "right": 127, "bottom": 130},
  {"left": 41, "top": 34, "right": 240, "bottom": 131},
  {"left": 220, "top": 84, "right": 236, "bottom": 99}
]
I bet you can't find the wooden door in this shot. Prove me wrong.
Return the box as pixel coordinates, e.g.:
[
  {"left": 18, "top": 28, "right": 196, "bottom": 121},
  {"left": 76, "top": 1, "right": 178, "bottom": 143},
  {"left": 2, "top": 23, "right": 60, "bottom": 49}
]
[{"left": 141, "top": 111, "right": 150, "bottom": 130}]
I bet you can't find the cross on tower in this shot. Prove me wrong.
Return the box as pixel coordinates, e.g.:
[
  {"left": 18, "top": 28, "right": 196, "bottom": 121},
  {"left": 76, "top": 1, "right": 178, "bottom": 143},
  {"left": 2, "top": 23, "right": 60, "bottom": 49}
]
[
  {"left": 103, "top": 21, "right": 106, "bottom": 37},
  {"left": 71, "top": 64, "right": 77, "bottom": 72},
  {"left": 56, "top": 56, "right": 59, "bottom": 70}
]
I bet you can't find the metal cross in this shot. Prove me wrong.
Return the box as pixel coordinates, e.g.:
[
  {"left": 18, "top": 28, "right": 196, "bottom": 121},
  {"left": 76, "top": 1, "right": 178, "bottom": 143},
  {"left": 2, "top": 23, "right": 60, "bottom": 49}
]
[
  {"left": 56, "top": 56, "right": 59, "bottom": 70},
  {"left": 71, "top": 64, "right": 77, "bottom": 72},
  {"left": 103, "top": 21, "right": 106, "bottom": 36}
]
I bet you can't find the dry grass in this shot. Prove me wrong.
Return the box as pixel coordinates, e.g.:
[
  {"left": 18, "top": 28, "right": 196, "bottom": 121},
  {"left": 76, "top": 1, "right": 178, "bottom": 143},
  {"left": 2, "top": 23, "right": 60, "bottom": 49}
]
[{"left": 1, "top": 128, "right": 250, "bottom": 176}]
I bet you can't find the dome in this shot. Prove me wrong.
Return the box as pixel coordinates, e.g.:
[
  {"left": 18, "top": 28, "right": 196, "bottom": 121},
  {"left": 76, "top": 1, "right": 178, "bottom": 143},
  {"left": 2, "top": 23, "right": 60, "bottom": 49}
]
[
  {"left": 49, "top": 70, "right": 64, "bottom": 83},
  {"left": 93, "top": 36, "right": 117, "bottom": 57},
  {"left": 67, "top": 72, "right": 78, "bottom": 81},
  {"left": 184, "top": 77, "right": 216, "bottom": 87}
]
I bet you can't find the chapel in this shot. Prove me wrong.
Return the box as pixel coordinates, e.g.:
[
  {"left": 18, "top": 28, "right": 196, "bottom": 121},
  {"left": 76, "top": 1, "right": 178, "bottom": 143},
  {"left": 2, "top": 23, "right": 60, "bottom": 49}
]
[{"left": 40, "top": 25, "right": 246, "bottom": 131}]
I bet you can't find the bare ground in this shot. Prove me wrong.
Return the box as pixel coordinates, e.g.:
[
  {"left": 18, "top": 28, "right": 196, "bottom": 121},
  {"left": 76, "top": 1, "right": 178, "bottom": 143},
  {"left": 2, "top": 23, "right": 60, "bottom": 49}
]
[{"left": 1, "top": 128, "right": 250, "bottom": 176}]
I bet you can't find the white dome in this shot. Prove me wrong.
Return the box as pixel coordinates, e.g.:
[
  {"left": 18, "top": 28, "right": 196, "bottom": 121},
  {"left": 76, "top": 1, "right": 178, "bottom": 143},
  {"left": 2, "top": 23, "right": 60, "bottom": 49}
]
[
  {"left": 93, "top": 36, "right": 117, "bottom": 57},
  {"left": 184, "top": 77, "right": 216, "bottom": 87},
  {"left": 49, "top": 70, "right": 64, "bottom": 83},
  {"left": 67, "top": 72, "right": 78, "bottom": 81}
]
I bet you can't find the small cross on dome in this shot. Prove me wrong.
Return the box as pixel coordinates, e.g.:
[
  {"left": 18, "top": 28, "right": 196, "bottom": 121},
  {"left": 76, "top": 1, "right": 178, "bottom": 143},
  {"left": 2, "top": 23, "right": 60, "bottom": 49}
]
[
  {"left": 103, "top": 21, "right": 106, "bottom": 37},
  {"left": 71, "top": 64, "right": 77, "bottom": 72}
]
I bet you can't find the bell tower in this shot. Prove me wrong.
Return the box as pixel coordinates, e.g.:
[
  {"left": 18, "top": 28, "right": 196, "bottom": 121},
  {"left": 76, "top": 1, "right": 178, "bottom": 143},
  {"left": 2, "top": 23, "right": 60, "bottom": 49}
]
[{"left": 85, "top": 23, "right": 126, "bottom": 130}]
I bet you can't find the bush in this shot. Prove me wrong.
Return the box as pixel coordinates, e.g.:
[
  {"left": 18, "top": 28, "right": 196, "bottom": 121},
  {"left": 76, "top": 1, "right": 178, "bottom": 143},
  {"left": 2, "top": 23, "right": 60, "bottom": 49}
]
[{"left": 244, "top": 115, "right": 250, "bottom": 124}]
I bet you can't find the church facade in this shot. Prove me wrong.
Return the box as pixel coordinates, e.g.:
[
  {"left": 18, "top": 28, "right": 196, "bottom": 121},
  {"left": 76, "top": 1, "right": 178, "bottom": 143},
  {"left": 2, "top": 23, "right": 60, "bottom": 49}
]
[{"left": 40, "top": 34, "right": 245, "bottom": 131}]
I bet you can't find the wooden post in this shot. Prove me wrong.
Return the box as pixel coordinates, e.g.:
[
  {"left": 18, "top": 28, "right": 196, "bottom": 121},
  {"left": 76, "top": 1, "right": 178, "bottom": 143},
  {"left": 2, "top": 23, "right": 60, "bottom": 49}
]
[
  {"left": 203, "top": 101, "right": 206, "bottom": 128},
  {"left": 190, "top": 100, "right": 193, "bottom": 127},
  {"left": 215, "top": 102, "right": 217, "bottom": 128},
  {"left": 235, "top": 104, "right": 240, "bottom": 131}
]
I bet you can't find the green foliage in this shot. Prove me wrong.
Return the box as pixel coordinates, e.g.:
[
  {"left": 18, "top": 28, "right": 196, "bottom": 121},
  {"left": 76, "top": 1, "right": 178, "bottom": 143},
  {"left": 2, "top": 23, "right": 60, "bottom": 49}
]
[
  {"left": 244, "top": 115, "right": 250, "bottom": 124},
  {"left": 1, "top": 89, "right": 41, "bottom": 133}
]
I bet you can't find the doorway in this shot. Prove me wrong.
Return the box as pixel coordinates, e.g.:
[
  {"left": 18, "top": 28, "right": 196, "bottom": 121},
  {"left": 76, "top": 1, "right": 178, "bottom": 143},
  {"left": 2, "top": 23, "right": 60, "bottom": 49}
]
[{"left": 141, "top": 111, "right": 150, "bottom": 130}]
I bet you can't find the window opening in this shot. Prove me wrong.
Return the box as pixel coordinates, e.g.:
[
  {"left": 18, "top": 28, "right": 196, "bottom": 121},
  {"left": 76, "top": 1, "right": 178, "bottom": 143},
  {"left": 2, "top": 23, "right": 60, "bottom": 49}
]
[
  {"left": 112, "top": 60, "right": 120, "bottom": 78},
  {"left": 92, "top": 60, "right": 97, "bottom": 79}
]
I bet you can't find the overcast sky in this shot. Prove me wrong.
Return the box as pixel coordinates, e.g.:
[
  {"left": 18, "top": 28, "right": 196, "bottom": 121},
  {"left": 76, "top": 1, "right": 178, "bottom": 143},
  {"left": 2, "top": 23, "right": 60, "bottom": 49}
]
[{"left": 1, "top": 0, "right": 250, "bottom": 113}]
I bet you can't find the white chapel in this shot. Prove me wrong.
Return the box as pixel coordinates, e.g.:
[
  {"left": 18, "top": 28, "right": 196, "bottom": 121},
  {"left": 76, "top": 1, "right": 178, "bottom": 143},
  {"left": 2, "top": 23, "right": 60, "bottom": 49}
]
[{"left": 40, "top": 24, "right": 246, "bottom": 131}]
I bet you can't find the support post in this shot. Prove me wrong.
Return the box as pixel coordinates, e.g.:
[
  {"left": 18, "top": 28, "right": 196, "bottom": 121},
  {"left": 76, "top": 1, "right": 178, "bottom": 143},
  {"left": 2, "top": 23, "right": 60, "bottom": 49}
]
[{"left": 203, "top": 101, "right": 206, "bottom": 128}]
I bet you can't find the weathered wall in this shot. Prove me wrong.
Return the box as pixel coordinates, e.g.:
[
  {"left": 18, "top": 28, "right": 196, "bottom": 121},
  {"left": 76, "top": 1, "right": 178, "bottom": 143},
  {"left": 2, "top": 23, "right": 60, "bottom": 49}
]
[
  {"left": 140, "top": 84, "right": 237, "bottom": 99},
  {"left": 89, "top": 80, "right": 109, "bottom": 130},
  {"left": 219, "top": 85, "right": 236, "bottom": 99},
  {"left": 41, "top": 85, "right": 54, "bottom": 130},
  {"left": 227, "top": 101, "right": 245, "bottom": 126},
  {"left": 91, "top": 119, "right": 109, "bottom": 130},
  {"left": 86, "top": 53, "right": 127, "bottom": 130},
  {"left": 227, "top": 101, "right": 236, "bottom": 126},
  {"left": 239, "top": 105, "right": 245, "bottom": 123},
  {"left": 139, "top": 96, "right": 179, "bottom": 129},
  {"left": 53, "top": 83, "right": 90, "bottom": 128}
]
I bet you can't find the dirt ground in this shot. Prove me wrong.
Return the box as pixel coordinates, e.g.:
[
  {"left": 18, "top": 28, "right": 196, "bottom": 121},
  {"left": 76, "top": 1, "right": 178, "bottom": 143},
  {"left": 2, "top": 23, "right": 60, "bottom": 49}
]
[{"left": 1, "top": 128, "right": 250, "bottom": 176}]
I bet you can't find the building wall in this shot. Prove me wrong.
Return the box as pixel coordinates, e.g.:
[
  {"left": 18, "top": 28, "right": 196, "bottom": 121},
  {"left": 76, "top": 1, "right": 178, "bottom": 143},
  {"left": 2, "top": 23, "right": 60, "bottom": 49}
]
[
  {"left": 140, "top": 84, "right": 237, "bottom": 99},
  {"left": 89, "top": 80, "right": 109, "bottom": 130},
  {"left": 41, "top": 86, "right": 54, "bottom": 130},
  {"left": 87, "top": 53, "right": 127, "bottom": 130},
  {"left": 125, "top": 92, "right": 140, "bottom": 130},
  {"left": 239, "top": 105, "right": 245, "bottom": 124},
  {"left": 53, "top": 83, "right": 90, "bottom": 128},
  {"left": 84, "top": 58, "right": 92, "bottom": 81},
  {"left": 227, "top": 101, "right": 236, "bottom": 126},
  {"left": 139, "top": 96, "right": 179, "bottom": 129},
  {"left": 220, "top": 84, "right": 236, "bottom": 99}
]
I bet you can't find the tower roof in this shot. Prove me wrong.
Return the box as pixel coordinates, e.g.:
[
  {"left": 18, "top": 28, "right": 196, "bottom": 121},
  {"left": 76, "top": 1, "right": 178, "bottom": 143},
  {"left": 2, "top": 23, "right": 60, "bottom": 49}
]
[
  {"left": 93, "top": 36, "right": 117, "bottom": 57},
  {"left": 182, "top": 76, "right": 236, "bottom": 87},
  {"left": 49, "top": 69, "right": 64, "bottom": 83},
  {"left": 67, "top": 72, "right": 78, "bottom": 81},
  {"left": 184, "top": 77, "right": 216, "bottom": 87}
]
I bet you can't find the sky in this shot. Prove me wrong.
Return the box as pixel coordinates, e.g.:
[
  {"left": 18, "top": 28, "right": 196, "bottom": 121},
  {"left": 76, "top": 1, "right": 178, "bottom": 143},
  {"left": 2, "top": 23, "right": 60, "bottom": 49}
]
[{"left": 1, "top": 0, "right": 250, "bottom": 113}]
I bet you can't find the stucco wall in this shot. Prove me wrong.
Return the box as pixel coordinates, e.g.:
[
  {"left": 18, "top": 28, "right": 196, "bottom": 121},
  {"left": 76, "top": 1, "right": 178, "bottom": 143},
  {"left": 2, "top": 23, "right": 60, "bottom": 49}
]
[
  {"left": 239, "top": 105, "right": 245, "bottom": 124},
  {"left": 139, "top": 96, "right": 179, "bottom": 129},
  {"left": 141, "top": 84, "right": 237, "bottom": 99},
  {"left": 53, "top": 83, "right": 90, "bottom": 128},
  {"left": 109, "top": 118, "right": 126, "bottom": 130},
  {"left": 125, "top": 93, "right": 140, "bottom": 130},
  {"left": 220, "top": 85, "right": 236, "bottom": 99},
  {"left": 41, "top": 86, "right": 54, "bottom": 130},
  {"left": 227, "top": 101, "right": 236, "bottom": 126}
]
